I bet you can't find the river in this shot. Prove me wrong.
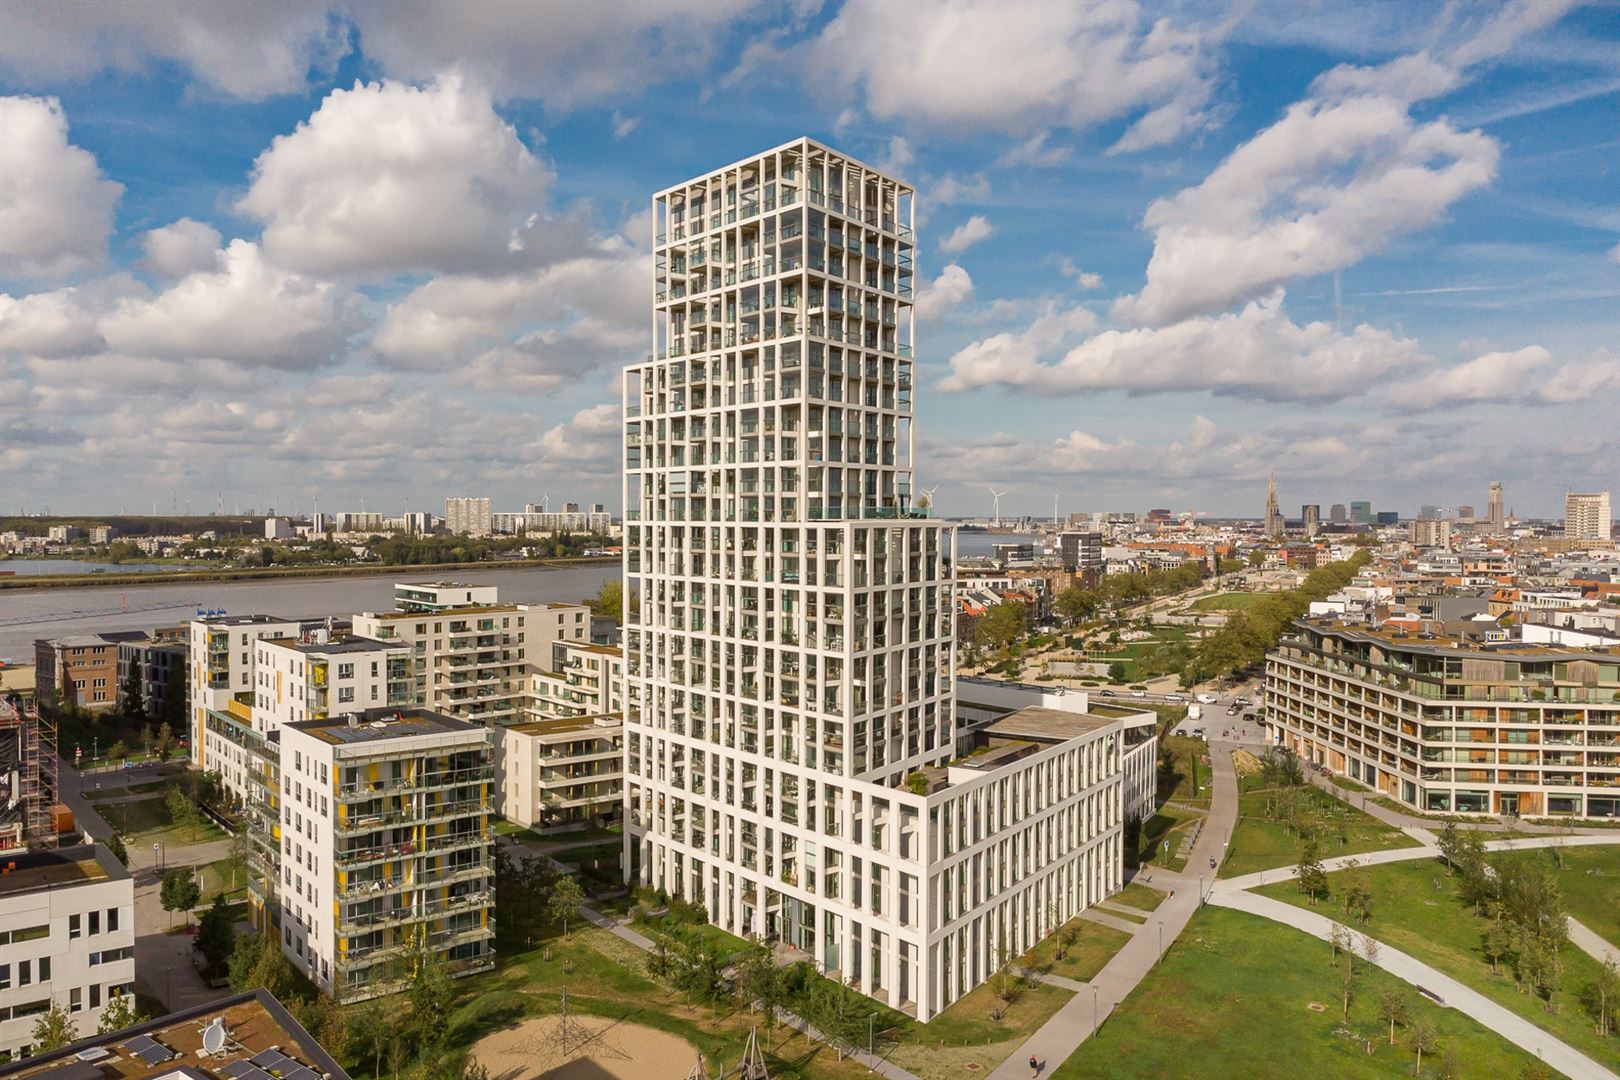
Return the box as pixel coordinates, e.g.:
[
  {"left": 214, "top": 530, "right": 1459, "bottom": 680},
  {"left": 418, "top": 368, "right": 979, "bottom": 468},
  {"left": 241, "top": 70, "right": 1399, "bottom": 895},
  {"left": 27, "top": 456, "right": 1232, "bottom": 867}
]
[
  {"left": 0, "top": 563, "right": 621, "bottom": 662},
  {"left": 0, "top": 558, "right": 178, "bottom": 575}
]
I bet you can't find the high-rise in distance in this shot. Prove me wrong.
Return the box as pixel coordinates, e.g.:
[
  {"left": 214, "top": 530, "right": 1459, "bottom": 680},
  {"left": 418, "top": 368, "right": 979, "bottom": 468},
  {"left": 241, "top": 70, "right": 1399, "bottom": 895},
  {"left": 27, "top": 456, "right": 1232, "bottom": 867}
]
[{"left": 621, "top": 138, "right": 1154, "bottom": 1020}]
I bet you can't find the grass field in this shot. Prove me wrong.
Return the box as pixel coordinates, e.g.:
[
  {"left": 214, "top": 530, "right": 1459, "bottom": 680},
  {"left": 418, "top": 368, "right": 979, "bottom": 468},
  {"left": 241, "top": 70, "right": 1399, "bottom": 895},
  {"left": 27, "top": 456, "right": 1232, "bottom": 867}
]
[
  {"left": 1024, "top": 920, "right": 1134, "bottom": 984},
  {"left": 1112, "top": 881, "right": 1166, "bottom": 913},
  {"left": 1256, "top": 854, "right": 1620, "bottom": 1065},
  {"left": 107, "top": 795, "right": 227, "bottom": 845},
  {"left": 1219, "top": 785, "right": 1418, "bottom": 879},
  {"left": 1052, "top": 906, "right": 1549, "bottom": 1080},
  {"left": 1497, "top": 843, "right": 1620, "bottom": 949},
  {"left": 1189, "top": 592, "right": 1267, "bottom": 611}
]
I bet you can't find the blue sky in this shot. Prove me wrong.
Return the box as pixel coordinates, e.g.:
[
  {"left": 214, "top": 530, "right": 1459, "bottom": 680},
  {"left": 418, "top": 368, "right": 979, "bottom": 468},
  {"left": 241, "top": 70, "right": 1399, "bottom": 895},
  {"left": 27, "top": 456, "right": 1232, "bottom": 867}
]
[{"left": 1, "top": 0, "right": 1616, "bottom": 521}]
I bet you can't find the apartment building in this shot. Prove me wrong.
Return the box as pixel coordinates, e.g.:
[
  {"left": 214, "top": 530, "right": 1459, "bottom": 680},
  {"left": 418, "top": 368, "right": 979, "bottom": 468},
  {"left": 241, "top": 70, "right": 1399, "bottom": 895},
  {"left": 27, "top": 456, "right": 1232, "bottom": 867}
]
[
  {"left": 0, "top": 845, "right": 135, "bottom": 1063},
  {"left": 33, "top": 635, "right": 141, "bottom": 712},
  {"left": 272, "top": 709, "right": 494, "bottom": 1002},
  {"left": 352, "top": 600, "right": 589, "bottom": 727},
  {"left": 115, "top": 631, "right": 187, "bottom": 722},
  {"left": 1266, "top": 618, "right": 1620, "bottom": 818},
  {"left": 394, "top": 582, "right": 499, "bottom": 613},
  {"left": 189, "top": 615, "right": 307, "bottom": 774},
  {"left": 1564, "top": 491, "right": 1612, "bottom": 541},
  {"left": 444, "top": 497, "right": 493, "bottom": 537},
  {"left": 497, "top": 715, "right": 623, "bottom": 831},
  {"left": 623, "top": 139, "right": 1147, "bottom": 1020}
]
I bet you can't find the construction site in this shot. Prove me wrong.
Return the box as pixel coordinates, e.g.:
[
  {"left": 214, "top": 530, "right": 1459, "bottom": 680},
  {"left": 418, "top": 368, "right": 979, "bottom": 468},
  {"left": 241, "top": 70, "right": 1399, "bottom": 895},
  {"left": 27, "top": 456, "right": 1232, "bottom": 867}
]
[{"left": 1, "top": 691, "right": 60, "bottom": 856}]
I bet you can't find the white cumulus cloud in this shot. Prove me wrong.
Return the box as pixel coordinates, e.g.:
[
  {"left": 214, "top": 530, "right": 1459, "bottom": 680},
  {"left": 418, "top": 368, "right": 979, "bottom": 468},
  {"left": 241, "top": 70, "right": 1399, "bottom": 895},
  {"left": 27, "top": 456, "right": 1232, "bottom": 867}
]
[
  {"left": 916, "top": 264, "right": 974, "bottom": 321},
  {"left": 140, "top": 218, "right": 224, "bottom": 279},
  {"left": 940, "top": 216, "right": 994, "bottom": 254},
  {"left": 0, "top": 95, "right": 124, "bottom": 279},
  {"left": 942, "top": 291, "right": 1422, "bottom": 403},
  {"left": 237, "top": 73, "right": 557, "bottom": 277}
]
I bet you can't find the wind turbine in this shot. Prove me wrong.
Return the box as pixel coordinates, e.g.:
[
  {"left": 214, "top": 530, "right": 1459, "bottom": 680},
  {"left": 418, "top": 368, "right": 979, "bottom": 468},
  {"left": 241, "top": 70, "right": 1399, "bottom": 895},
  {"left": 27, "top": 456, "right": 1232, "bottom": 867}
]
[
  {"left": 918, "top": 485, "right": 939, "bottom": 514},
  {"left": 987, "top": 486, "right": 1007, "bottom": 528}
]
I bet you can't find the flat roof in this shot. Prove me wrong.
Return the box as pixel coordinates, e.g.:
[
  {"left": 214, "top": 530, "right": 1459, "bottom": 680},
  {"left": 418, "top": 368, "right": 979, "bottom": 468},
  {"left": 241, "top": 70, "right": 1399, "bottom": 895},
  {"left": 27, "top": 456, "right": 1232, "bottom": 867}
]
[
  {"left": 359, "top": 604, "right": 521, "bottom": 621},
  {"left": 259, "top": 634, "right": 406, "bottom": 655},
  {"left": 195, "top": 614, "right": 293, "bottom": 626},
  {"left": 0, "top": 843, "right": 128, "bottom": 899},
  {"left": 505, "top": 713, "right": 622, "bottom": 736},
  {"left": 1295, "top": 618, "right": 1620, "bottom": 660},
  {"left": 982, "top": 706, "right": 1117, "bottom": 743},
  {"left": 0, "top": 989, "right": 350, "bottom": 1080},
  {"left": 289, "top": 708, "right": 483, "bottom": 745}
]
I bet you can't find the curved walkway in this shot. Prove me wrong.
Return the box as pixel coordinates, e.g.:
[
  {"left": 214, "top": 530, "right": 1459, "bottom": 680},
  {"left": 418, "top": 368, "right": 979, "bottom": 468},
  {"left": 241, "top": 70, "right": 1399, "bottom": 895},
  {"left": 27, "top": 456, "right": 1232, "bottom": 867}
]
[{"left": 1211, "top": 888, "right": 1618, "bottom": 1080}]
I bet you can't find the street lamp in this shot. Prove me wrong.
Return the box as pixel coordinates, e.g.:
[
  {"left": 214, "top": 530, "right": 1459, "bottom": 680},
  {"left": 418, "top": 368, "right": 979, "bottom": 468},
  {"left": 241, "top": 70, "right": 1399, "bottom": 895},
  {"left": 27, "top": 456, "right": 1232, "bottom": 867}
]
[{"left": 1092, "top": 985, "right": 1098, "bottom": 1031}]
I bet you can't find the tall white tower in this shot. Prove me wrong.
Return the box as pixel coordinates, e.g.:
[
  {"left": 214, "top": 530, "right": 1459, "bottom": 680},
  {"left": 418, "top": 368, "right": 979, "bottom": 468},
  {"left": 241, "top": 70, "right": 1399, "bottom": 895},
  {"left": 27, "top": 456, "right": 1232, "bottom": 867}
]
[{"left": 623, "top": 137, "right": 953, "bottom": 1000}]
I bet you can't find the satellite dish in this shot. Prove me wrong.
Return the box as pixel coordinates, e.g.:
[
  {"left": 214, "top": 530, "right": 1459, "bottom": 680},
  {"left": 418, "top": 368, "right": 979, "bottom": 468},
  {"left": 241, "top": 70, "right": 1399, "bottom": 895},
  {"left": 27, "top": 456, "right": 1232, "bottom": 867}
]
[{"left": 202, "top": 1017, "right": 227, "bottom": 1055}]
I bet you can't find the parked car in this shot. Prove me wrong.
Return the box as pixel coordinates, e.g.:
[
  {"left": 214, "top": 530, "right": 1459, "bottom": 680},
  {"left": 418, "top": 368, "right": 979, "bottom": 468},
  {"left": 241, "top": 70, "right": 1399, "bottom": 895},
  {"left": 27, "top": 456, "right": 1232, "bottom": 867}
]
[
  {"left": 1234, "top": 696, "right": 1253, "bottom": 706},
  {"left": 1130, "top": 689, "right": 1148, "bottom": 698},
  {"left": 1192, "top": 727, "right": 1206, "bottom": 738},
  {"left": 1226, "top": 705, "right": 1241, "bottom": 715},
  {"left": 1196, "top": 693, "right": 1219, "bottom": 705}
]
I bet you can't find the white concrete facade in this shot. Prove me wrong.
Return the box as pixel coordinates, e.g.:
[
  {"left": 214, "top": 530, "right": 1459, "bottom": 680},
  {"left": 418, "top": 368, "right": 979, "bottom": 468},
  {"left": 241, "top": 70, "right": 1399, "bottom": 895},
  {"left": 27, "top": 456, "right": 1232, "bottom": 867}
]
[
  {"left": 278, "top": 712, "right": 495, "bottom": 1003},
  {"left": 190, "top": 615, "right": 304, "bottom": 777},
  {"left": 623, "top": 140, "right": 1136, "bottom": 1021},
  {"left": 0, "top": 846, "right": 134, "bottom": 1063}
]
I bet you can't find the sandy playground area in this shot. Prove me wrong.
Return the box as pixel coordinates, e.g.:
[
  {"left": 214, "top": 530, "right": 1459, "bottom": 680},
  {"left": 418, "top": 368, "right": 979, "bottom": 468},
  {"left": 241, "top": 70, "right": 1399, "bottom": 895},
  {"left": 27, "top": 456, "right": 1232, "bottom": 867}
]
[{"left": 471, "top": 1014, "right": 701, "bottom": 1080}]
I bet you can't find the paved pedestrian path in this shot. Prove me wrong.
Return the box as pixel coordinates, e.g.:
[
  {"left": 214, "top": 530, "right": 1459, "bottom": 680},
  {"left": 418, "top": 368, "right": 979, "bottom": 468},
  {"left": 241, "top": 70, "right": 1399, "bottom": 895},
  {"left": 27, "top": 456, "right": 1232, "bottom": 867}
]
[
  {"left": 1079, "top": 908, "right": 1143, "bottom": 934},
  {"left": 1211, "top": 888, "right": 1619, "bottom": 1080},
  {"left": 987, "top": 739, "right": 1243, "bottom": 1080}
]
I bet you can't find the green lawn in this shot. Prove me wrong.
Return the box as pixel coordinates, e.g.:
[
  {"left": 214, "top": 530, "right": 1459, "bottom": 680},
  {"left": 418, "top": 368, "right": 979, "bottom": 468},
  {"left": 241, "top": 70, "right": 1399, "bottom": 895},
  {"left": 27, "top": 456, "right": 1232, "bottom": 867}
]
[
  {"left": 631, "top": 910, "right": 751, "bottom": 961},
  {"left": 1190, "top": 592, "right": 1267, "bottom": 611},
  {"left": 1024, "top": 920, "right": 1134, "bottom": 984},
  {"left": 1112, "top": 881, "right": 1166, "bottom": 913},
  {"left": 1138, "top": 802, "right": 1203, "bottom": 872},
  {"left": 199, "top": 854, "right": 249, "bottom": 903},
  {"left": 107, "top": 795, "right": 227, "bottom": 846},
  {"left": 1053, "top": 906, "right": 1550, "bottom": 1080},
  {"left": 1220, "top": 784, "right": 1418, "bottom": 879},
  {"left": 1257, "top": 855, "right": 1620, "bottom": 1066}
]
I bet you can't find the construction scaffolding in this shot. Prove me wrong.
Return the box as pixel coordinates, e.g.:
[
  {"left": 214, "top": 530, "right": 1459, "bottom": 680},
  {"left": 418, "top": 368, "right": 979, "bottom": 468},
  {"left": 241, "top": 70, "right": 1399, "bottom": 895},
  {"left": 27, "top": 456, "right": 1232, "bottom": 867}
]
[{"left": 1, "top": 694, "right": 57, "bottom": 852}]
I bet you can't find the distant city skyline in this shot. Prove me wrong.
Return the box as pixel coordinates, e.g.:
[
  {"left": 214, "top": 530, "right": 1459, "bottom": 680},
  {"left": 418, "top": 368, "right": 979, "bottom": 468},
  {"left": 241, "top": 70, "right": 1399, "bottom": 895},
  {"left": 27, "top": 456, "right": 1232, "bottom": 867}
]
[{"left": 1, "top": 3, "right": 1617, "bottom": 517}]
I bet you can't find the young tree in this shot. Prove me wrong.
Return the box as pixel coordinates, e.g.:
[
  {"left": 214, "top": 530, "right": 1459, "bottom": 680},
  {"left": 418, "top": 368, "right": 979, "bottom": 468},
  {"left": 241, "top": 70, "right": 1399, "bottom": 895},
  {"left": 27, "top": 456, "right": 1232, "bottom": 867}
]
[
  {"left": 739, "top": 944, "right": 785, "bottom": 1037},
  {"left": 153, "top": 721, "right": 176, "bottom": 761},
  {"left": 160, "top": 868, "right": 201, "bottom": 929},
  {"left": 1581, "top": 956, "right": 1619, "bottom": 1036},
  {"left": 976, "top": 601, "right": 1028, "bottom": 654},
  {"left": 31, "top": 1002, "right": 78, "bottom": 1051},
  {"left": 407, "top": 951, "right": 454, "bottom": 1053},
  {"left": 1331, "top": 924, "right": 1359, "bottom": 1021},
  {"left": 1376, "top": 987, "right": 1409, "bottom": 1045},
  {"left": 97, "top": 991, "right": 144, "bottom": 1034},
  {"left": 1410, "top": 1017, "right": 1439, "bottom": 1074},
  {"left": 1297, "top": 838, "right": 1328, "bottom": 906},
  {"left": 108, "top": 739, "right": 129, "bottom": 765},
  {"left": 164, "top": 783, "right": 203, "bottom": 842},
  {"left": 1482, "top": 904, "right": 1515, "bottom": 977},
  {"left": 547, "top": 876, "right": 586, "bottom": 939},
  {"left": 105, "top": 832, "right": 129, "bottom": 866},
  {"left": 587, "top": 580, "right": 625, "bottom": 624}
]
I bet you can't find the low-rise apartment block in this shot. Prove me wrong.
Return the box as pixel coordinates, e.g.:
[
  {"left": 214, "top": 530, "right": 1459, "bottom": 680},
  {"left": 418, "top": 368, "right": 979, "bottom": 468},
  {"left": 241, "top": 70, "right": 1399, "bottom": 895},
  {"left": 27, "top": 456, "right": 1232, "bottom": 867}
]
[
  {"left": 1267, "top": 618, "right": 1620, "bottom": 818},
  {"left": 0, "top": 845, "right": 135, "bottom": 1063},
  {"left": 497, "top": 715, "right": 623, "bottom": 831}
]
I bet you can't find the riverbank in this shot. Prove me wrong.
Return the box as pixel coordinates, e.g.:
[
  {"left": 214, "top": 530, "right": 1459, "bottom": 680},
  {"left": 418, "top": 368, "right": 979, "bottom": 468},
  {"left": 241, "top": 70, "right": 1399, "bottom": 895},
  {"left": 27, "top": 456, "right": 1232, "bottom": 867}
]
[{"left": 0, "top": 555, "right": 618, "bottom": 590}]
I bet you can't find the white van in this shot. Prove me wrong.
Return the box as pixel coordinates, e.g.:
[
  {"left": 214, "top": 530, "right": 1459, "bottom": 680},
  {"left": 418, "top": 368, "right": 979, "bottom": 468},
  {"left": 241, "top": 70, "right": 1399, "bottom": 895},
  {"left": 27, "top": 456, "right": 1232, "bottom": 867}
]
[{"left": 1196, "top": 693, "right": 1219, "bottom": 705}]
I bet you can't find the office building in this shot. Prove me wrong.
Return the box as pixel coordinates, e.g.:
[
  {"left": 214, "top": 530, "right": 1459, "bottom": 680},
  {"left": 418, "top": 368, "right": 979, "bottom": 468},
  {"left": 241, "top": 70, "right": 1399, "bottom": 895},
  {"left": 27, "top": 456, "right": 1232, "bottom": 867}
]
[
  {"left": 1376, "top": 511, "right": 1400, "bottom": 526},
  {"left": 624, "top": 139, "right": 1149, "bottom": 1021},
  {"left": 0, "top": 989, "right": 351, "bottom": 1080},
  {"left": 1564, "top": 491, "right": 1612, "bottom": 541},
  {"left": 1056, "top": 531, "right": 1103, "bottom": 575},
  {"left": 1410, "top": 518, "right": 1451, "bottom": 549},
  {"left": 1456, "top": 505, "right": 1475, "bottom": 521},
  {"left": 445, "top": 497, "right": 493, "bottom": 537},
  {"left": 1267, "top": 619, "right": 1620, "bottom": 818},
  {"left": 271, "top": 709, "right": 494, "bottom": 1002},
  {"left": 1329, "top": 503, "right": 1347, "bottom": 524},
  {"left": 0, "top": 845, "right": 134, "bottom": 1063},
  {"left": 1349, "top": 500, "right": 1373, "bottom": 525},
  {"left": 1301, "top": 504, "right": 1320, "bottom": 538},
  {"left": 1487, "top": 481, "right": 1506, "bottom": 531},
  {"left": 265, "top": 517, "right": 294, "bottom": 540}
]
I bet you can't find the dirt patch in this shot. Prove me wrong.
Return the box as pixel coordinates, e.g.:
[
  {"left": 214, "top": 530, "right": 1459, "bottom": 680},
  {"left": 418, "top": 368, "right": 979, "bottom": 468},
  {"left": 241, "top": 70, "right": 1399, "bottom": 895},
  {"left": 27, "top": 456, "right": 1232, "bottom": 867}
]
[
  {"left": 471, "top": 1015, "right": 700, "bottom": 1080},
  {"left": 1306, "top": 1002, "right": 1327, "bottom": 1012},
  {"left": 1231, "top": 749, "right": 1264, "bottom": 777}
]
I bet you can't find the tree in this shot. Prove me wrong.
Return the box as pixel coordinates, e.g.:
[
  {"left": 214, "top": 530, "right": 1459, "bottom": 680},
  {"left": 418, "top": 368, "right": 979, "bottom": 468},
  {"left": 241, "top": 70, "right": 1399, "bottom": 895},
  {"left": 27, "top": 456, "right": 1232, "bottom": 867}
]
[
  {"left": 1329, "top": 924, "right": 1358, "bottom": 1021},
  {"left": 1482, "top": 904, "right": 1515, "bottom": 977},
  {"left": 105, "top": 832, "right": 128, "bottom": 866},
  {"left": 976, "top": 601, "right": 1028, "bottom": 654},
  {"left": 1055, "top": 915, "right": 1080, "bottom": 961},
  {"left": 1377, "top": 987, "right": 1409, "bottom": 1045},
  {"left": 153, "top": 721, "right": 176, "bottom": 761},
  {"left": 108, "top": 739, "right": 129, "bottom": 764},
  {"left": 31, "top": 1002, "right": 77, "bottom": 1051},
  {"left": 1297, "top": 838, "right": 1328, "bottom": 905},
  {"left": 1581, "top": 956, "right": 1619, "bottom": 1036},
  {"left": 1055, "top": 588, "right": 1099, "bottom": 626},
  {"left": 1410, "top": 1017, "right": 1439, "bottom": 1074},
  {"left": 160, "top": 868, "right": 201, "bottom": 928},
  {"left": 587, "top": 580, "right": 625, "bottom": 624},
  {"left": 407, "top": 950, "right": 454, "bottom": 1053},
  {"left": 547, "top": 876, "right": 586, "bottom": 939},
  {"left": 165, "top": 782, "right": 203, "bottom": 842},
  {"left": 120, "top": 664, "right": 145, "bottom": 723},
  {"left": 740, "top": 944, "right": 785, "bottom": 1038},
  {"left": 196, "top": 894, "right": 236, "bottom": 982},
  {"left": 98, "top": 990, "right": 143, "bottom": 1034},
  {"left": 1108, "top": 661, "right": 1127, "bottom": 683}
]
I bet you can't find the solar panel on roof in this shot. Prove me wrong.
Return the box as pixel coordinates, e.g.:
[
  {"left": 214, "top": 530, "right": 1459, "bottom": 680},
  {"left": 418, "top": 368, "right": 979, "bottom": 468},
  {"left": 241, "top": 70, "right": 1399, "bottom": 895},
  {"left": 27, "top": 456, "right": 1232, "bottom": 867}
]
[
  {"left": 125, "top": 1035, "right": 175, "bottom": 1066},
  {"left": 249, "top": 1050, "right": 289, "bottom": 1070},
  {"left": 220, "top": 1062, "right": 257, "bottom": 1079},
  {"left": 283, "top": 1066, "right": 319, "bottom": 1080}
]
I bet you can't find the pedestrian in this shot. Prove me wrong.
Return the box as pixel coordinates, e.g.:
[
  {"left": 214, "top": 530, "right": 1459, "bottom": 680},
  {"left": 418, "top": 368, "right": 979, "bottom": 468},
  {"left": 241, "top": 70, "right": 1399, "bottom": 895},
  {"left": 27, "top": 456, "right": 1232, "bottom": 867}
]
[
  {"left": 1169, "top": 889, "right": 1175, "bottom": 900},
  {"left": 1029, "top": 1054, "right": 1039, "bottom": 1077}
]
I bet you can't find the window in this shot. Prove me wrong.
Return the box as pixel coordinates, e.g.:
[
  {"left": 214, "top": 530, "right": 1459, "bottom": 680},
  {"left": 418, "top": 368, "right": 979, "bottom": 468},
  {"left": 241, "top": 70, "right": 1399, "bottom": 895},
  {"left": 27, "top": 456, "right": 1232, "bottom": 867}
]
[
  {"left": 90, "top": 910, "right": 100, "bottom": 935},
  {"left": 19, "top": 960, "right": 30, "bottom": 986},
  {"left": 338, "top": 663, "right": 354, "bottom": 679},
  {"left": 38, "top": 957, "right": 48, "bottom": 981},
  {"left": 108, "top": 907, "right": 119, "bottom": 933},
  {"left": 91, "top": 984, "right": 101, "bottom": 1009},
  {"left": 0, "top": 963, "right": 9, "bottom": 990},
  {"left": 70, "top": 987, "right": 82, "bottom": 1013},
  {"left": 69, "top": 913, "right": 81, "bottom": 939}
]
